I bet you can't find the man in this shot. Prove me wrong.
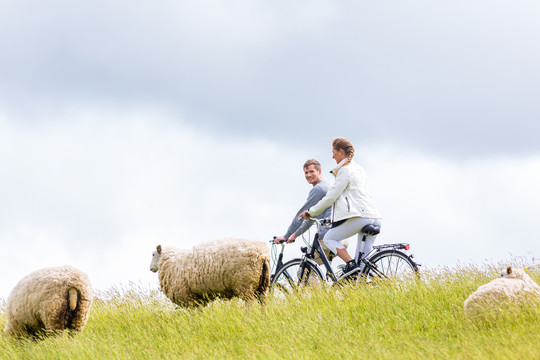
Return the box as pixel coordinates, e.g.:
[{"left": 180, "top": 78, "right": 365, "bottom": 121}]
[{"left": 274, "top": 159, "right": 348, "bottom": 264}]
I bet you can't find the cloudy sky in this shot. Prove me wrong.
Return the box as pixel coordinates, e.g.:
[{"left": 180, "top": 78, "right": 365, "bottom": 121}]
[{"left": 1, "top": 0, "right": 540, "bottom": 300}]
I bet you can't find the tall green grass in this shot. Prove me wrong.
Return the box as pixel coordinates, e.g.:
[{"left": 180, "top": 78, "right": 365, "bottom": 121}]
[{"left": 1, "top": 261, "right": 539, "bottom": 360}]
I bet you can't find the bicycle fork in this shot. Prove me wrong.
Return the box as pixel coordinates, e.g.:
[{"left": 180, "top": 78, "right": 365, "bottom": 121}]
[{"left": 297, "top": 259, "right": 311, "bottom": 284}]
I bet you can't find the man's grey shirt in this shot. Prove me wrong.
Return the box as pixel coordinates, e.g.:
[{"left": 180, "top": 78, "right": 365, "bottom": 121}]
[{"left": 284, "top": 179, "right": 332, "bottom": 239}]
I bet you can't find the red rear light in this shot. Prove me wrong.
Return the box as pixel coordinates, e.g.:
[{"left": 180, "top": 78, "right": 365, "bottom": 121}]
[{"left": 404, "top": 244, "right": 410, "bottom": 251}]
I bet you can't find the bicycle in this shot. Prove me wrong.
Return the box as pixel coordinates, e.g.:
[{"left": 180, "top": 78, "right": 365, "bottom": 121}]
[{"left": 269, "top": 218, "right": 420, "bottom": 296}]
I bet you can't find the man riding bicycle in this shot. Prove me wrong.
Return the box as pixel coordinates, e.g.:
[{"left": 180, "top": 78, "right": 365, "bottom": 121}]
[{"left": 274, "top": 159, "right": 348, "bottom": 264}]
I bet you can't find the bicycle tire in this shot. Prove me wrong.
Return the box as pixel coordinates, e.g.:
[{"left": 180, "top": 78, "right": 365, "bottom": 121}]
[
  {"left": 270, "top": 258, "right": 324, "bottom": 297},
  {"left": 362, "top": 250, "right": 419, "bottom": 282}
]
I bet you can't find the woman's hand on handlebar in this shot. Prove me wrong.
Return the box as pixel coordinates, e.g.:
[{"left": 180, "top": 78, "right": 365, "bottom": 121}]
[{"left": 298, "top": 210, "right": 311, "bottom": 220}]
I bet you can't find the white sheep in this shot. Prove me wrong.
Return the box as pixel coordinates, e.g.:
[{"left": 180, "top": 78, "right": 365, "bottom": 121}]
[
  {"left": 4, "top": 266, "right": 93, "bottom": 337},
  {"left": 463, "top": 266, "right": 540, "bottom": 318},
  {"left": 149, "top": 238, "right": 271, "bottom": 307}
]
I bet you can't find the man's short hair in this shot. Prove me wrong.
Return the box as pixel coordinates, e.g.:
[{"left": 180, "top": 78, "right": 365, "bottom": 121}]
[{"left": 303, "top": 159, "right": 321, "bottom": 171}]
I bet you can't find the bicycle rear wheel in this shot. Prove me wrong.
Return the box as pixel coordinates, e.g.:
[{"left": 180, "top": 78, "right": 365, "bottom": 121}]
[
  {"left": 362, "top": 250, "right": 419, "bottom": 282},
  {"left": 270, "top": 258, "right": 324, "bottom": 298}
]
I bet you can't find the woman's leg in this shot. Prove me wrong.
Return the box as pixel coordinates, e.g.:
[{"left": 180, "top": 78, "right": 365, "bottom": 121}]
[
  {"left": 335, "top": 248, "right": 354, "bottom": 263},
  {"left": 323, "top": 217, "right": 378, "bottom": 263},
  {"left": 355, "top": 218, "right": 382, "bottom": 263}
]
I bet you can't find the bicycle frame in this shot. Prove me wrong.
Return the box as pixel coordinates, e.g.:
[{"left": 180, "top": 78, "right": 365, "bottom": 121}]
[
  {"left": 300, "top": 231, "right": 339, "bottom": 282},
  {"left": 309, "top": 228, "right": 396, "bottom": 282},
  {"left": 270, "top": 217, "right": 419, "bottom": 288},
  {"left": 270, "top": 219, "right": 340, "bottom": 284}
]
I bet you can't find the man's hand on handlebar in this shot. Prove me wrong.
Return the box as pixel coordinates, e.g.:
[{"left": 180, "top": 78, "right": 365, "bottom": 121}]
[
  {"left": 274, "top": 234, "right": 297, "bottom": 244},
  {"left": 274, "top": 236, "right": 286, "bottom": 244}
]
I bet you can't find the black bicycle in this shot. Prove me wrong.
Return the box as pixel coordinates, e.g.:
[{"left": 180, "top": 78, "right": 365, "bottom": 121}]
[{"left": 269, "top": 218, "right": 420, "bottom": 296}]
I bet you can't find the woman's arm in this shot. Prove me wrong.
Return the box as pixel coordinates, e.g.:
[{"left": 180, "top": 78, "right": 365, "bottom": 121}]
[{"left": 307, "top": 168, "right": 350, "bottom": 217}]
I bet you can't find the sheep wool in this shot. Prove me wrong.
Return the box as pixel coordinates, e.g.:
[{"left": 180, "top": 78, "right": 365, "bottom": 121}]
[
  {"left": 4, "top": 266, "right": 93, "bottom": 337},
  {"left": 150, "top": 238, "right": 270, "bottom": 307},
  {"left": 464, "top": 267, "right": 540, "bottom": 318}
]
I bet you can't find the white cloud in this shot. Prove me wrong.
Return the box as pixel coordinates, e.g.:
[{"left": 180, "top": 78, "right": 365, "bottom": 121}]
[
  {"left": 364, "top": 148, "right": 540, "bottom": 267},
  {"left": 1, "top": 0, "right": 540, "bottom": 299},
  {"left": 2, "top": 111, "right": 540, "bottom": 299},
  {"left": 0, "top": 110, "right": 306, "bottom": 298},
  {"left": 1, "top": 1, "right": 539, "bottom": 156}
]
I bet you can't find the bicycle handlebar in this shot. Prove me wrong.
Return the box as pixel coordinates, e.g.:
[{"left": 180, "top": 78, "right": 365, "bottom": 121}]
[
  {"left": 270, "top": 236, "right": 287, "bottom": 245},
  {"left": 308, "top": 217, "right": 332, "bottom": 229},
  {"left": 270, "top": 218, "right": 332, "bottom": 245}
]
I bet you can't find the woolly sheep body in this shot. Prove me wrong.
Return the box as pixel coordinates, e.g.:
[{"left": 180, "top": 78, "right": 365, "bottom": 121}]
[
  {"left": 150, "top": 238, "right": 270, "bottom": 307},
  {"left": 4, "top": 266, "right": 93, "bottom": 337},
  {"left": 464, "top": 267, "right": 540, "bottom": 318}
]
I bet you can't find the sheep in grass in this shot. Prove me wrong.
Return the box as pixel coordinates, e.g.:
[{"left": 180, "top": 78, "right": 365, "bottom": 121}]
[
  {"left": 464, "top": 266, "right": 540, "bottom": 319},
  {"left": 4, "top": 266, "right": 93, "bottom": 338},
  {"left": 149, "top": 238, "right": 271, "bottom": 307}
]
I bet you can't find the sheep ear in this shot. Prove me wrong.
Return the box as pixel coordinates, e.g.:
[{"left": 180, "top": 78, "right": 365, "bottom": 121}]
[
  {"left": 506, "top": 266, "right": 512, "bottom": 274},
  {"left": 157, "top": 245, "right": 162, "bottom": 253}
]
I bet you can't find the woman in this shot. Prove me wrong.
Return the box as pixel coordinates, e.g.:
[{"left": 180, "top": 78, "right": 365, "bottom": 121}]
[{"left": 299, "top": 137, "right": 382, "bottom": 277}]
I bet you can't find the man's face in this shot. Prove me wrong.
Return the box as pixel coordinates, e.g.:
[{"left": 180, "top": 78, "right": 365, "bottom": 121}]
[{"left": 304, "top": 164, "right": 322, "bottom": 185}]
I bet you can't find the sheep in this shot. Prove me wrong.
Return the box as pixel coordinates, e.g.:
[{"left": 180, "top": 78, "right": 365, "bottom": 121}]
[
  {"left": 463, "top": 266, "right": 540, "bottom": 319},
  {"left": 4, "top": 266, "right": 93, "bottom": 337},
  {"left": 149, "top": 238, "right": 271, "bottom": 307}
]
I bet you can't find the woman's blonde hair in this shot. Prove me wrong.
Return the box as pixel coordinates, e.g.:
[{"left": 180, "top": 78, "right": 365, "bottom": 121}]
[{"left": 332, "top": 137, "right": 354, "bottom": 166}]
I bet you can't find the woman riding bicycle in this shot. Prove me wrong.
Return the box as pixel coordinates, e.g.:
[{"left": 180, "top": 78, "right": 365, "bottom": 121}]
[{"left": 299, "top": 137, "right": 382, "bottom": 278}]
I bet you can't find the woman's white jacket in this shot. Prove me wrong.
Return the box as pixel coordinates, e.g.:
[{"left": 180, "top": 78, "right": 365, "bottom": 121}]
[{"left": 308, "top": 159, "right": 381, "bottom": 222}]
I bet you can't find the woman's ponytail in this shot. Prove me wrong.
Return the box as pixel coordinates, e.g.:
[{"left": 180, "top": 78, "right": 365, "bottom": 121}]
[{"left": 332, "top": 137, "right": 354, "bottom": 166}]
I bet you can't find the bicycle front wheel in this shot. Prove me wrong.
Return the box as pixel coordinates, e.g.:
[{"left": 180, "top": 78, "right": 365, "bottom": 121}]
[
  {"left": 363, "top": 250, "right": 419, "bottom": 282},
  {"left": 270, "top": 258, "right": 324, "bottom": 298}
]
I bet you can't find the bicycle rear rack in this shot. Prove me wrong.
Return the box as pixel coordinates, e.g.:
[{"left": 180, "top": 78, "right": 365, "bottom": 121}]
[{"left": 373, "top": 243, "right": 410, "bottom": 251}]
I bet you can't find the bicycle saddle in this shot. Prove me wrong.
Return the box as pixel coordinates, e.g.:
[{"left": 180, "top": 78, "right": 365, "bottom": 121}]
[{"left": 361, "top": 224, "right": 380, "bottom": 236}]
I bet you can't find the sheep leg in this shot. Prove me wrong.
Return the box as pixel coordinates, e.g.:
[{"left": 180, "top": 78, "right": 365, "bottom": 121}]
[{"left": 4, "top": 318, "right": 24, "bottom": 336}]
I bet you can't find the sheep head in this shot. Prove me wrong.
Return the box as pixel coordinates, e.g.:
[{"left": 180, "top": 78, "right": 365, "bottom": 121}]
[
  {"left": 500, "top": 266, "right": 531, "bottom": 280},
  {"left": 149, "top": 245, "right": 162, "bottom": 273},
  {"left": 501, "top": 266, "right": 513, "bottom": 277}
]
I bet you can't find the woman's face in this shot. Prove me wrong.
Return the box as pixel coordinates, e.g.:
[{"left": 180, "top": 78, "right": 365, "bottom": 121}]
[{"left": 332, "top": 147, "right": 346, "bottom": 164}]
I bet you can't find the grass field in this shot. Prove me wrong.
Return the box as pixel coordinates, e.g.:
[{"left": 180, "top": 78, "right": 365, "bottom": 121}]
[{"left": 1, "top": 260, "right": 539, "bottom": 360}]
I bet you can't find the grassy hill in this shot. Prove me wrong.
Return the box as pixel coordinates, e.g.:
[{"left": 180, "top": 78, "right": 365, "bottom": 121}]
[{"left": 1, "top": 261, "right": 539, "bottom": 359}]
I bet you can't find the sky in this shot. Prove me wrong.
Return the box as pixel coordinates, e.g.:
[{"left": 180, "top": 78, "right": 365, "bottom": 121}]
[{"left": 1, "top": 0, "right": 540, "bottom": 300}]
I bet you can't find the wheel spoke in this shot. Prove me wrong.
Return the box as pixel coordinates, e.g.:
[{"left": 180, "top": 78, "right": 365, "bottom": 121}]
[
  {"left": 365, "top": 251, "right": 418, "bottom": 282},
  {"left": 270, "top": 259, "right": 324, "bottom": 298}
]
